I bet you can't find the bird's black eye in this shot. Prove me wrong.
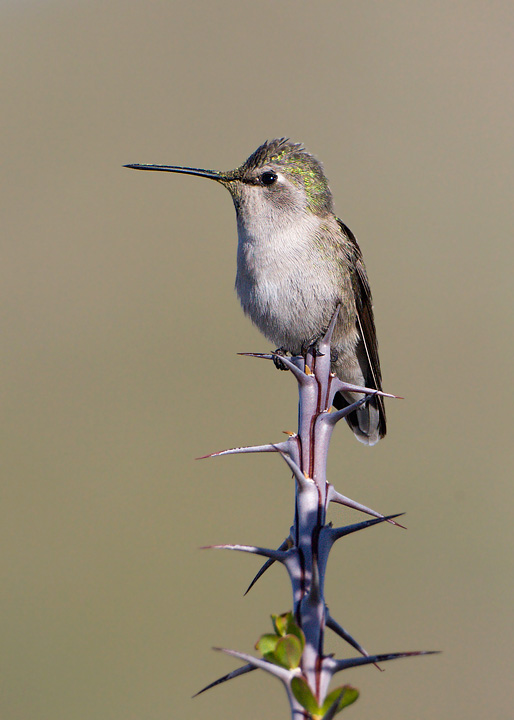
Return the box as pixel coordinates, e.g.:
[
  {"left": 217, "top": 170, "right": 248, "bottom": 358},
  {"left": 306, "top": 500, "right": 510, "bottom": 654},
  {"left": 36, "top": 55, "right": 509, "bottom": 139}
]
[{"left": 261, "top": 171, "right": 278, "bottom": 186}]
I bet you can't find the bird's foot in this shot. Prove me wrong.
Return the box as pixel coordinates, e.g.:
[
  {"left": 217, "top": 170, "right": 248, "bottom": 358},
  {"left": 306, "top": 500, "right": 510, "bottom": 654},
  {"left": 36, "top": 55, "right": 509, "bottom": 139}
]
[
  {"left": 301, "top": 339, "right": 325, "bottom": 358},
  {"left": 272, "top": 347, "right": 290, "bottom": 371}
]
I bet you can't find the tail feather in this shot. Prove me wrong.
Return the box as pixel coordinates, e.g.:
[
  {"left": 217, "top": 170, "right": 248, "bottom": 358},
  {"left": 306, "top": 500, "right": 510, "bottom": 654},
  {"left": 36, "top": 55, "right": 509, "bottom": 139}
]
[{"left": 333, "top": 391, "right": 386, "bottom": 446}]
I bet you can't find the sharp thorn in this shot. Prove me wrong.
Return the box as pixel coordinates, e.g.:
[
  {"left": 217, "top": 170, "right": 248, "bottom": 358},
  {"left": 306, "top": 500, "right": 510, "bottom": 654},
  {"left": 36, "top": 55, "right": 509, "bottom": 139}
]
[
  {"left": 326, "top": 614, "right": 379, "bottom": 669},
  {"left": 244, "top": 537, "right": 291, "bottom": 595},
  {"left": 237, "top": 352, "right": 274, "bottom": 360},
  {"left": 328, "top": 514, "right": 406, "bottom": 541},
  {"left": 328, "top": 487, "right": 406, "bottom": 527},
  {"left": 330, "top": 650, "right": 441, "bottom": 674},
  {"left": 214, "top": 647, "right": 293, "bottom": 681},
  {"left": 244, "top": 557, "right": 276, "bottom": 595},
  {"left": 193, "top": 664, "right": 256, "bottom": 697}
]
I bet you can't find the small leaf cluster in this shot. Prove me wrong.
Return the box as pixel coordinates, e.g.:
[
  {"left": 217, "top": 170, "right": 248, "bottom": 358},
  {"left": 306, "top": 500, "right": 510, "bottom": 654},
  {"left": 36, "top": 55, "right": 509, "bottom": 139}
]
[
  {"left": 255, "top": 612, "right": 305, "bottom": 670},
  {"left": 256, "top": 613, "right": 358, "bottom": 718},
  {"left": 291, "top": 677, "right": 359, "bottom": 719}
]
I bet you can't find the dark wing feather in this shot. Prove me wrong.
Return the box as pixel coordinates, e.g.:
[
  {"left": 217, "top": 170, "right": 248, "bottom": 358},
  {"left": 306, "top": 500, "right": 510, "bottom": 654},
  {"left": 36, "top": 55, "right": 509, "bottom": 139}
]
[{"left": 337, "top": 219, "right": 386, "bottom": 438}]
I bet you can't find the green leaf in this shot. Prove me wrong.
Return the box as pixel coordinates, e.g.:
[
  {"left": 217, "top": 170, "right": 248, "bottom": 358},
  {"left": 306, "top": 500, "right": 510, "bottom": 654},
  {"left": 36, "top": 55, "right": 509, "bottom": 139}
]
[
  {"left": 274, "top": 634, "right": 303, "bottom": 669},
  {"left": 321, "top": 685, "right": 359, "bottom": 715},
  {"left": 262, "top": 651, "right": 278, "bottom": 664},
  {"left": 255, "top": 633, "right": 280, "bottom": 656},
  {"left": 285, "top": 615, "right": 306, "bottom": 650},
  {"left": 259, "top": 614, "right": 305, "bottom": 668},
  {"left": 291, "top": 676, "right": 320, "bottom": 715},
  {"left": 271, "top": 612, "right": 306, "bottom": 649},
  {"left": 271, "top": 612, "right": 289, "bottom": 637}
]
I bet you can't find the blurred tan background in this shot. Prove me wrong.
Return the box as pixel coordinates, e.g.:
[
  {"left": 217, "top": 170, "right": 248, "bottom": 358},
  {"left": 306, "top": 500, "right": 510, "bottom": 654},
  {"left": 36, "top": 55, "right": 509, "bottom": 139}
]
[{"left": 2, "top": 1, "right": 513, "bottom": 718}]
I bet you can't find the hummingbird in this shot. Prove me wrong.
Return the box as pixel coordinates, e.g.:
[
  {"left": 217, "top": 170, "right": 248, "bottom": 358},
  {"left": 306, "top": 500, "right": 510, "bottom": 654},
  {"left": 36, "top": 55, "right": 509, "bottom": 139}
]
[{"left": 125, "top": 139, "right": 386, "bottom": 445}]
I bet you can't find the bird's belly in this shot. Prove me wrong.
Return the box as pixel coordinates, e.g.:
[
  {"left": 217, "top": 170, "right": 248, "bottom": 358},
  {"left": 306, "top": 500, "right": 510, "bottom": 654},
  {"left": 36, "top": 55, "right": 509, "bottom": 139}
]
[{"left": 236, "top": 269, "right": 336, "bottom": 354}]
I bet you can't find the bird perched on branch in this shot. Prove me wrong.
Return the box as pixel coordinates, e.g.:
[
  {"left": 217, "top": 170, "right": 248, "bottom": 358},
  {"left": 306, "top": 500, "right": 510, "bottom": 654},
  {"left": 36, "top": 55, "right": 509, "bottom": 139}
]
[{"left": 126, "top": 139, "right": 386, "bottom": 444}]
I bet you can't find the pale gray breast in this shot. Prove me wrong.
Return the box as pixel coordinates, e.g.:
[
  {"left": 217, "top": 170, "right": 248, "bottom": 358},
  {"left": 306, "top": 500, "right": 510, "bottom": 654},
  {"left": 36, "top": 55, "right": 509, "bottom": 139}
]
[{"left": 235, "top": 214, "right": 342, "bottom": 352}]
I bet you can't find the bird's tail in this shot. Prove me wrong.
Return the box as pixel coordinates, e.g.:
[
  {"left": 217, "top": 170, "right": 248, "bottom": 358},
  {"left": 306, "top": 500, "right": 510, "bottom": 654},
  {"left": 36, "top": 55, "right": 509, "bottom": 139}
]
[{"left": 333, "top": 390, "right": 386, "bottom": 446}]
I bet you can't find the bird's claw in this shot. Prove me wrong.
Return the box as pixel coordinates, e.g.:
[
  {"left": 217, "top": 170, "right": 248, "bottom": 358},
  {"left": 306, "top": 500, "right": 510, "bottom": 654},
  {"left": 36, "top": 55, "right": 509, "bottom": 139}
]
[
  {"left": 301, "top": 339, "right": 326, "bottom": 358},
  {"left": 272, "top": 348, "right": 290, "bottom": 371}
]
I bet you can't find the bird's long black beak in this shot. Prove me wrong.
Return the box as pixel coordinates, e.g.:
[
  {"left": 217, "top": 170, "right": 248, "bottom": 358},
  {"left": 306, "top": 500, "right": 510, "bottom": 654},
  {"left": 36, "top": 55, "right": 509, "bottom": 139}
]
[{"left": 123, "top": 164, "right": 222, "bottom": 181}]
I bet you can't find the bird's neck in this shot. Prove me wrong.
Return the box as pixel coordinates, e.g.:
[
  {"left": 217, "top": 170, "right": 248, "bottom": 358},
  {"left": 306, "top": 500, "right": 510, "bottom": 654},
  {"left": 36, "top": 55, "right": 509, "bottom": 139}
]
[{"left": 236, "top": 209, "right": 327, "bottom": 269}]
